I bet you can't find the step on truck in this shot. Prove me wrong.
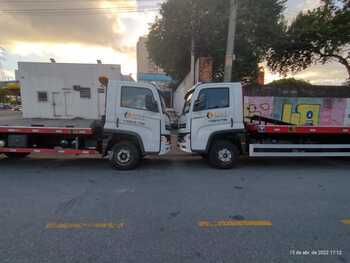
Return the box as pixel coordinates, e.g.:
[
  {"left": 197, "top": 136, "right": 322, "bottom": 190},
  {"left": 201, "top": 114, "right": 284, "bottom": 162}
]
[
  {"left": 177, "top": 82, "right": 350, "bottom": 169},
  {"left": 0, "top": 81, "right": 171, "bottom": 170}
]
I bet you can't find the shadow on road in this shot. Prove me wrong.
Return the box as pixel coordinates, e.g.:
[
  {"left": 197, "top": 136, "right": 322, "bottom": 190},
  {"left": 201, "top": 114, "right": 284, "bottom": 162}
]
[{"left": 1, "top": 153, "right": 349, "bottom": 172}]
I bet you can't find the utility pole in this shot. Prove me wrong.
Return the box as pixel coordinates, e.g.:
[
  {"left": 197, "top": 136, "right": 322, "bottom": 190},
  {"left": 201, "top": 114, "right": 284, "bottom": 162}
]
[
  {"left": 191, "top": 36, "right": 196, "bottom": 85},
  {"left": 224, "top": 0, "right": 238, "bottom": 82}
]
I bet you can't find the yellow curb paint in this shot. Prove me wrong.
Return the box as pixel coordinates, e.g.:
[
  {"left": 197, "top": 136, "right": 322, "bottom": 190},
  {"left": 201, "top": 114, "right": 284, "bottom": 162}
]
[
  {"left": 46, "top": 223, "right": 125, "bottom": 230},
  {"left": 341, "top": 220, "right": 350, "bottom": 225},
  {"left": 198, "top": 220, "right": 272, "bottom": 228}
]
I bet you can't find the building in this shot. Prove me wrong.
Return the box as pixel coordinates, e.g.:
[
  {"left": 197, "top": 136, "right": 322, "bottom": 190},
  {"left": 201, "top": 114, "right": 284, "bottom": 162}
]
[
  {"left": 16, "top": 62, "right": 122, "bottom": 119},
  {"left": 137, "top": 37, "right": 173, "bottom": 107},
  {"left": 137, "top": 36, "right": 166, "bottom": 77}
]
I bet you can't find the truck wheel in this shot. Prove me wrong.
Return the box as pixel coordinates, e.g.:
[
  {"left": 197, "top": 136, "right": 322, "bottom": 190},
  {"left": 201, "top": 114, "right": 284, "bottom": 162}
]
[
  {"left": 209, "top": 140, "right": 238, "bottom": 169},
  {"left": 110, "top": 142, "right": 141, "bottom": 170},
  {"left": 5, "top": 152, "right": 30, "bottom": 159}
]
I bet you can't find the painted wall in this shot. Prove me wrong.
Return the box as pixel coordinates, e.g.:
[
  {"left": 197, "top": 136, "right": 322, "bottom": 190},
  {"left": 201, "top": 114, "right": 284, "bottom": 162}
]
[{"left": 244, "top": 96, "right": 350, "bottom": 126}]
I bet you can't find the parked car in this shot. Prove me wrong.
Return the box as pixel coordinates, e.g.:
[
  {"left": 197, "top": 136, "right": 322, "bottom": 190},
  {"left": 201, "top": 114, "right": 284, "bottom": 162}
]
[
  {"left": 12, "top": 105, "right": 22, "bottom": 112},
  {"left": 0, "top": 104, "right": 12, "bottom": 110}
]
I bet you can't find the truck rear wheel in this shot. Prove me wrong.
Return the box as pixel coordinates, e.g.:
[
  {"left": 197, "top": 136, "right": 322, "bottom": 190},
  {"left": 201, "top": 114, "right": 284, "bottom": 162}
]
[
  {"left": 5, "top": 152, "right": 30, "bottom": 159},
  {"left": 209, "top": 140, "right": 238, "bottom": 169},
  {"left": 110, "top": 142, "right": 141, "bottom": 170}
]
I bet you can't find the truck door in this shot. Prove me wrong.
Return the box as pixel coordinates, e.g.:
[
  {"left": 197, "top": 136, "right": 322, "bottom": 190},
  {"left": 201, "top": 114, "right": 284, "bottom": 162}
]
[
  {"left": 190, "top": 87, "right": 233, "bottom": 151},
  {"left": 116, "top": 85, "right": 161, "bottom": 153}
]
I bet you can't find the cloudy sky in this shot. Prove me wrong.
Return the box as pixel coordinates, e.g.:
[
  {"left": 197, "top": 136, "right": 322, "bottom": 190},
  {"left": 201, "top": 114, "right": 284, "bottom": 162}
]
[{"left": 0, "top": 0, "right": 347, "bottom": 84}]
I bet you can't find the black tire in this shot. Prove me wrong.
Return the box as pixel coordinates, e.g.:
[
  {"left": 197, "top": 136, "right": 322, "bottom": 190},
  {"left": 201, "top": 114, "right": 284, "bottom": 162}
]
[
  {"left": 5, "top": 152, "right": 30, "bottom": 159},
  {"left": 109, "top": 141, "right": 141, "bottom": 170},
  {"left": 208, "top": 140, "right": 239, "bottom": 169}
]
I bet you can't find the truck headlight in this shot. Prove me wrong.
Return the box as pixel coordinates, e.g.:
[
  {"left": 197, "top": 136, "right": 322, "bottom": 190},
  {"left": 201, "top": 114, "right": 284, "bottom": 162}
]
[{"left": 0, "top": 140, "right": 5, "bottom": 147}]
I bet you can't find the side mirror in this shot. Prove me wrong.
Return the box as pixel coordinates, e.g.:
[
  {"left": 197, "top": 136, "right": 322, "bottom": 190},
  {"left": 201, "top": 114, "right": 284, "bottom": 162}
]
[
  {"left": 193, "top": 97, "right": 205, "bottom": 112},
  {"left": 194, "top": 99, "right": 201, "bottom": 107},
  {"left": 146, "top": 95, "right": 159, "bottom": 113}
]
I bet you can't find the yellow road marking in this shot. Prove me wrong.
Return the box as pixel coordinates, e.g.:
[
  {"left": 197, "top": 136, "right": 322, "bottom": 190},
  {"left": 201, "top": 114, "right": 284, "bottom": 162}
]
[
  {"left": 198, "top": 220, "right": 272, "bottom": 228},
  {"left": 46, "top": 223, "right": 125, "bottom": 230},
  {"left": 341, "top": 220, "right": 350, "bottom": 225}
]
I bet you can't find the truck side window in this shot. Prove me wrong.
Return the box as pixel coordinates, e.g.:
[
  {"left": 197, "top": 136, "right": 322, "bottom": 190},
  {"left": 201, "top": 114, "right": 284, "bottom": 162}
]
[
  {"left": 194, "top": 88, "right": 229, "bottom": 112},
  {"left": 121, "top": 86, "right": 157, "bottom": 112}
]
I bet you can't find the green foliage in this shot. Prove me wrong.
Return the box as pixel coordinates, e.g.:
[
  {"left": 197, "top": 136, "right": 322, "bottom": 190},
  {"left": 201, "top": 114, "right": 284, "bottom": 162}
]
[
  {"left": 267, "top": 78, "right": 312, "bottom": 86},
  {"left": 267, "top": 0, "right": 350, "bottom": 79},
  {"left": 5, "top": 83, "right": 20, "bottom": 95},
  {"left": 0, "top": 83, "right": 21, "bottom": 103},
  {"left": 147, "top": 0, "right": 286, "bottom": 83}
]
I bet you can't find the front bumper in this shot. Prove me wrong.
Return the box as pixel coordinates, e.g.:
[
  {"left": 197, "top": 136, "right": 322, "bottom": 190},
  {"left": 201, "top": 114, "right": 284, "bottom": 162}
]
[
  {"left": 177, "top": 133, "right": 192, "bottom": 153},
  {"left": 159, "top": 135, "right": 171, "bottom": 155}
]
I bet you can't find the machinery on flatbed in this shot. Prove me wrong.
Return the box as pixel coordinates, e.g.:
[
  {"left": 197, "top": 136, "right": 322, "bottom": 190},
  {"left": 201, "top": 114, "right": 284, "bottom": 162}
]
[
  {"left": 177, "top": 82, "right": 350, "bottom": 169},
  {"left": 0, "top": 81, "right": 171, "bottom": 170}
]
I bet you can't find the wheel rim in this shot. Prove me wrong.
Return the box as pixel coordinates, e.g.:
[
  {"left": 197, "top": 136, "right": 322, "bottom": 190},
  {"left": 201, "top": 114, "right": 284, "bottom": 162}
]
[
  {"left": 218, "top": 148, "right": 232, "bottom": 163},
  {"left": 116, "top": 149, "right": 132, "bottom": 164}
]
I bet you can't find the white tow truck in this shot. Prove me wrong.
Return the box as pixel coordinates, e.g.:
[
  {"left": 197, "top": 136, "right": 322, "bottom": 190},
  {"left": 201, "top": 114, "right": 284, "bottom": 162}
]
[
  {"left": 177, "top": 82, "right": 350, "bottom": 169},
  {"left": 0, "top": 81, "right": 171, "bottom": 170}
]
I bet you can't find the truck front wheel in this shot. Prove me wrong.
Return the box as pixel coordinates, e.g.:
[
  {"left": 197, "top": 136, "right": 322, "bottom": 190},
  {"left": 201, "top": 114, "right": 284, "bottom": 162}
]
[
  {"left": 110, "top": 142, "right": 141, "bottom": 170},
  {"left": 209, "top": 140, "right": 238, "bottom": 169}
]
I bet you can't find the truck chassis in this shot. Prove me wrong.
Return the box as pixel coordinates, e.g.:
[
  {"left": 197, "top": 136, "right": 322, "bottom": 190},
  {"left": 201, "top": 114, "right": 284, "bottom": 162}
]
[
  {"left": 0, "top": 126, "right": 101, "bottom": 157},
  {"left": 247, "top": 123, "right": 350, "bottom": 157}
]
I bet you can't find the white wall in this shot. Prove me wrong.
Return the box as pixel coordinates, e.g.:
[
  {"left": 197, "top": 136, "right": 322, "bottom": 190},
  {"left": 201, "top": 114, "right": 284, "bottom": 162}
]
[
  {"left": 173, "top": 58, "right": 203, "bottom": 114},
  {"left": 17, "top": 62, "right": 122, "bottom": 119},
  {"left": 173, "top": 72, "right": 194, "bottom": 114}
]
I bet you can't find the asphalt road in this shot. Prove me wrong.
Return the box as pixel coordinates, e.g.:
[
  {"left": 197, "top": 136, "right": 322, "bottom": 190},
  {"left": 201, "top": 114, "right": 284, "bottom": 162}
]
[
  {"left": 0, "top": 110, "right": 21, "bottom": 121},
  {"left": 0, "top": 153, "right": 350, "bottom": 263}
]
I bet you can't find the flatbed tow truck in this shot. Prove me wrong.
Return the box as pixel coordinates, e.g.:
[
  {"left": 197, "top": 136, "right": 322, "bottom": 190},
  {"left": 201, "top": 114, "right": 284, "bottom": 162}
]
[
  {"left": 0, "top": 81, "right": 172, "bottom": 170},
  {"left": 177, "top": 82, "right": 350, "bottom": 168},
  {"left": 1, "top": 81, "right": 350, "bottom": 170}
]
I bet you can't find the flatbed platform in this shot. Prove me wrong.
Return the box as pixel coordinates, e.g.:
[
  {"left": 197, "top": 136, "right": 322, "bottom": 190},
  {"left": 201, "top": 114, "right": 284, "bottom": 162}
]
[
  {"left": 246, "top": 124, "right": 350, "bottom": 135},
  {"left": 0, "top": 111, "right": 96, "bottom": 135}
]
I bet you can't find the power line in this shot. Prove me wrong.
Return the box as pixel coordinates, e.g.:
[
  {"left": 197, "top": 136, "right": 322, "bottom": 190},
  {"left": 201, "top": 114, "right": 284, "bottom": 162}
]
[
  {"left": 1, "top": 6, "right": 151, "bottom": 12},
  {"left": 0, "top": 0, "right": 160, "bottom": 2},
  {"left": 0, "top": 5, "right": 160, "bottom": 15},
  {"left": 0, "top": 10, "right": 160, "bottom": 16},
  {"left": 0, "top": 0, "right": 161, "bottom": 4},
  {"left": 0, "top": 10, "right": 159, "bottom": 16}
]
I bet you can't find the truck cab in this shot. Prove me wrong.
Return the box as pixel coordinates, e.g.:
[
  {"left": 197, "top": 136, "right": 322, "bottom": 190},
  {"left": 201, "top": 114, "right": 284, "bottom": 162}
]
[
  {"left": 177, "top": 82, "right": 246, "bottom": 168},
  {"left": 103, "top": 81, "right": 171, "bottom": 169}
]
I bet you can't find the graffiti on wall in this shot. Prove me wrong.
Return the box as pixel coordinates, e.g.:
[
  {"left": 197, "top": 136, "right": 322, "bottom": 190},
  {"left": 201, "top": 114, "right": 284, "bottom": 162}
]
[{"left": 244, "top": 97, "right": 350, "bottom": 126}]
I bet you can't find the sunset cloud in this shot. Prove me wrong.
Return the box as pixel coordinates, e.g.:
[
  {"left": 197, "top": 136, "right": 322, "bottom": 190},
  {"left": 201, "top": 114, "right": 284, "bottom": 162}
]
[
  {"left": 0, "top": 0, "right": 159, "bottom": 77},
  {"left": 0, "top": 0, "right": 348, "bottom": 84},
  {"left": 0, "top": 0, "right": 138, "bottom": 51}
]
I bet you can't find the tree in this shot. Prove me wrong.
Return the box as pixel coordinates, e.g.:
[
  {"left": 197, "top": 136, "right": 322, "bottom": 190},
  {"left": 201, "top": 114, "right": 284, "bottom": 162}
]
[
  {"left": 267, "top": 78, "right": 312, "bottom": 86},
  {"left": 267, "top": 0, "right": 350, "bottom": 79},
  {"left": 147, "top": 0, "right": 286, "bottom": 83},
  {"left": 0, "top": 83, "right": 21, "bottom": 104},
  {"left": 0, "top": 88, "right": 7, "bottom": 103}
]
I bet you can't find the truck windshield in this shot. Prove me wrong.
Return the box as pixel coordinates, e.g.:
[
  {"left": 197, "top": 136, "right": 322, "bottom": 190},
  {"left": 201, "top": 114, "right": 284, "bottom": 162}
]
[{"left": 183, "top": 91, "right": 194, "bottom": 114}]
